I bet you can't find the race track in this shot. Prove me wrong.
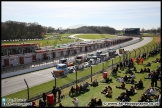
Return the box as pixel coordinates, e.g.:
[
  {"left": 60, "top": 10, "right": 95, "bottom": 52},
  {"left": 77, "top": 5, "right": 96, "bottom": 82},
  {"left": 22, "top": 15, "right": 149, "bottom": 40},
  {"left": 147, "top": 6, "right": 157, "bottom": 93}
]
[{"left": 1, "top": 36, "right": 153, "bottom": 96}]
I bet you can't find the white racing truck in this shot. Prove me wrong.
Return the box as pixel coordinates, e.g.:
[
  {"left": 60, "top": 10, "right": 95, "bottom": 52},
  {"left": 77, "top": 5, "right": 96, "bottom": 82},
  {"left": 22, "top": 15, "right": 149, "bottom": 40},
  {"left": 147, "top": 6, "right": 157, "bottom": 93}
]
[
  {"left": 88, "top": 56, "right": 101, "bottom": 65},
  {"left": 100, "top": 53, "right": 110, "bottom": 61},
  {"left": 74, "top": 55, "right": 85, "bottom": 70}
]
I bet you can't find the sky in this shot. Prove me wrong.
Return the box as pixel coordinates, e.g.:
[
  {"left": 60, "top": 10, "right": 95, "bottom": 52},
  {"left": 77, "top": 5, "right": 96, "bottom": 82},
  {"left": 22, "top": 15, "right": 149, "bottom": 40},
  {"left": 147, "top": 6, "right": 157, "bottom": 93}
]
[{"left": 1, "top": 1, "right": 161, "bottom": 30}]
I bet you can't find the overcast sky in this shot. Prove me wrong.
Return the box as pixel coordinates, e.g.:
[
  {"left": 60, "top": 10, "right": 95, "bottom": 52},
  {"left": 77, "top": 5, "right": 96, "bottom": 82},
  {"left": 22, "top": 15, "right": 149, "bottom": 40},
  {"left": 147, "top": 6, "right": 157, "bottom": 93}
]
[{"left": 2, "top": 1, "right": 160, "bottom": 30}]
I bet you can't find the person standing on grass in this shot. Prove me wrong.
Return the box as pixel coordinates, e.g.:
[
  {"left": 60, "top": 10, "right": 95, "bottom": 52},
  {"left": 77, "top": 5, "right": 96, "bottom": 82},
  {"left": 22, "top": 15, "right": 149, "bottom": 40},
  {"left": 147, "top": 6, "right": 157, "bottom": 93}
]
[
  {"left": 57, "top": 87, "right": 62, "bottom": 102},
  {"left": 42, "top": 93, "right": 46, "bottom": 103},
  {"left": 158, "top": 90, "right": 161, "bottom": 107},
  {"left": 72, "top": 97, "right": 79, "bottom": 107},
  {"left": 52, "top": 86, "right": 57, "bottom": 104}
]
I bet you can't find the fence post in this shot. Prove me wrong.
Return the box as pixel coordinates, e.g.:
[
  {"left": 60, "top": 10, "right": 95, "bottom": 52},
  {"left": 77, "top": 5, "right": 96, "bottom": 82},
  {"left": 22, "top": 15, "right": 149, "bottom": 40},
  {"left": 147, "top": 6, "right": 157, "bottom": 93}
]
[
  {"left": 128, "top": 51, "right": 131, "bottom": 60},
  {"left": 102, "top": 62, "right": 104, "bottom": 72},
  {"left": 112, "top": 58, "right": 113, "bottom": 70},
  {"left": 138, "top": 48, "right": 141, "bottom": 57},
  {"left": 24, "top": 79, "right": 29, "bottom": 100},
  {"left": 51, "top": 72, "right": 56, "bottom": 87},
  {"left": 91, "top": 66, "right": 92, "bottom": 82},
  {"left": 153, "top": 44, "right": 156, "bottom": 50},
  {"left": 146, "top": 46, "right": 149, "bottom": 56},
  {"left": 142, "top": 47, "right": 145, "bottom": 54},
  {"left": 149, "top": 45, "right": 152, "bottom": 52},
  {"left": 133, "top": 49, "right": 136, "bottom": 58}
]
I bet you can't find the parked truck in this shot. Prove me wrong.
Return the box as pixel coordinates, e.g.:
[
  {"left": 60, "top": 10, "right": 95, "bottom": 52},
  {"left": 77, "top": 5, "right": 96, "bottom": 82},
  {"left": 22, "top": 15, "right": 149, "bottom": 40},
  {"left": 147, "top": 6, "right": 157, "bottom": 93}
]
[
  {"left": 53, "top": 63, "right": 73, "bottom": 77},
  {"left": 59, "top": 58, "right": 74, "bottom": 67}
]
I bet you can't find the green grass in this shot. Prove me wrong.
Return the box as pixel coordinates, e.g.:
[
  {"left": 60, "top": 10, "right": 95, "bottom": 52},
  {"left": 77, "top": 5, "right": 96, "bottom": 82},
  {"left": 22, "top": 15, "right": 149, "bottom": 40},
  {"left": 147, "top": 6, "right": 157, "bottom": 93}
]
[
  {"left": 2, "top": 39, "right": 75, "bottom": 47},
  {"left": 76, "top": 34, "right": 117, "bottom": 39},
  {"left": 141, "top": 33, "right": 160, "bottom": 37},
  {"left": 2, "top": 36, "right": 161, "bottom": 107},
  {"left": 61, "top": 34, "right": 72, "bottom": 37}
]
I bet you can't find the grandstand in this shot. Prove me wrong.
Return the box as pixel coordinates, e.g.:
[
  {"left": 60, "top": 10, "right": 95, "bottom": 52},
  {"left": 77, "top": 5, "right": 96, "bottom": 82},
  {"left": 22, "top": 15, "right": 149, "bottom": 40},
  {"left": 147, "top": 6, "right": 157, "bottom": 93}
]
[{"left": 124, "top": 28, "right": 140, "bottom": 35}]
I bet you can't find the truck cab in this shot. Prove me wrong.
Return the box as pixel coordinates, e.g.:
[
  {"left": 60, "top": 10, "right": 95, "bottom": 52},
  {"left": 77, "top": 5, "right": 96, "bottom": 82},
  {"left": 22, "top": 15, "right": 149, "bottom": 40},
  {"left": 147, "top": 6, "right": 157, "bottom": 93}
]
[
  {"left": 53, "top": 63, "right": 73, "bottom": 77},
  {"left": 74, "top": 55, "right": 85, "bottom": 70},
  {"left": 108, "top": 47, "right": 118, "bottom": 57},
  {"left": 96, "top": 51, "right": 102, "bottom": 58},
  {"left": 88, "top": 56, "right": 101, "bottom": 65},
  {"left": 100, "top": 53, "right": 110, "bottom": 61},
  {"left": 59, "top": 58, "right": 74, "bottom": 67}
]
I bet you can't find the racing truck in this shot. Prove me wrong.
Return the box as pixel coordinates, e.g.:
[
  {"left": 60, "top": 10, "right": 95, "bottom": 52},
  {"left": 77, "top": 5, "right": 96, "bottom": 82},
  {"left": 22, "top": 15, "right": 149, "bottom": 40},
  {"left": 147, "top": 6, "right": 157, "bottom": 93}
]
[
  {"left": 59, "top": 58, "right": 74, "bottom": 67},
  {"left": 88, "top": 56, "right": 101, "bottom": 65},
  {"left": 108, "top": 47, "right": 118, "bottom": 58},
  {"left": 74, "top": 55, "right": 85, "bottom": 70},
  {"left": 53, "top": 63, "right": 74, "bottom": 77}
]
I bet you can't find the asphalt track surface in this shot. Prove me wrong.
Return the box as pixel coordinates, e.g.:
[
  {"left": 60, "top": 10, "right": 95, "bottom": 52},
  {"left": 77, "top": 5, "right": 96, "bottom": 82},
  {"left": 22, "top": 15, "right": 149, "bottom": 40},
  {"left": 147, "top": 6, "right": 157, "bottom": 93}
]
[{"left": 1, "top": 35, "right": 153, "bottom": 97}]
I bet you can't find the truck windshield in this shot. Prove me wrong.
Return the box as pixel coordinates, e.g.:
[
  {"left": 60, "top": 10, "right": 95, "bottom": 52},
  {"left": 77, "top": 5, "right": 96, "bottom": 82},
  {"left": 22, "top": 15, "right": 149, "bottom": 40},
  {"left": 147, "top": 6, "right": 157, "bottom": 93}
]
[
  {"left": 76, "top": 56, "right": 82, "bottom": 59},
  {"left": 56, "top": 65, "right": 67, "bottom": 69}
]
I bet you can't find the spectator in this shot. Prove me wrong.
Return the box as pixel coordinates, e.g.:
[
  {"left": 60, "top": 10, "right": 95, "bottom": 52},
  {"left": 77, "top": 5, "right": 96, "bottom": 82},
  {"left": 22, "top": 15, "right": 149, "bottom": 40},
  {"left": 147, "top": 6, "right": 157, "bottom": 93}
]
[
  {"left": 129, "top": 86, "right": 136, "bottom": 95},
  {"left": 105, "top": 86, "right": 112, "bottom": 97},
  {"left": 38, "top": 99, "right": 45, "bottom": 107},
  {"left": 140, "top": 68, "right": 144, "bottom": 73},
  {"left": 146, "top": 62, "right": 151, "bottom": 66},
  {"left": 57, "top": 87, "right": 62, "bottom": 102},
  {"left": 80, "top": 84, "right": 83, "bottom": 93},
  {"left": 146, "top": 68, "right": 150, "bottom": 73},
  {"left": 121, "top": 95, "right": 129, "bottom": 102},
  {"left": 70, "top": 86, "right": 75, "bottom": 96},
  {"left": 89, "top": 98, "right": 95, "bottom": 107},
  {"left": 58, "top": 102, "right": 64, "bottom": 107},
  {"left": 153, "top": 95, "right": 158, "bottom": 102},
  {"left": 134, "top": 79, "right": 143, "bottom": 89},
  {"left": 72, "top": 97, "right": 79, "bottom": 107},
  {"left": 116, "top": 77, "right": 124, "bottom": 83},
  {"left": 149, "top": 87, "right": 155, "bottom": 95},
  {"left": 126, "top": 78, "right": 135, "bottom": 84},
  {"left": 125, "top": 89, "right": 130, "bottom": 98},
  {"left": 42, "top": 93, "right": 46, "bottom": 103},
  {"left": 116, "top": 82, "right": 125, "bottom": 89},
  {"left": 154, "top": 72, "right": 159, "bottom": 87},
  {"left": 101, "top": 87, "right": 108, "bottom": 94},
  {"left": 143, "top": 68, "right": 147, "bottom": 73},
  {"left": 158, "top": 90, "right": 161, "bottom": 107},
  {"left": 96, "top": 99, "right": 102, "bottom": 106},
  {"left": 133, "top": 66, "right": 137, "bottom": 72},
  {"left": 151, "top": 72, "right": 156, "bottom": 87},
  {"left": 105, "top": 77, "right": 112, "bottom": 83},
  {"left": 52, "top": 86, "right": 57, "bottom": 103},
  {"left": 123, "top": 75, "right": 128, "bottom": 82},
  {"left": 76, "top": 84, "right": 80, "bottom": 94},
  {"left": 116, "top": 92, "right": 126, "bottom": 101},
  {"left": 138, "top": 94, "right": 146, "bottom": 102}
]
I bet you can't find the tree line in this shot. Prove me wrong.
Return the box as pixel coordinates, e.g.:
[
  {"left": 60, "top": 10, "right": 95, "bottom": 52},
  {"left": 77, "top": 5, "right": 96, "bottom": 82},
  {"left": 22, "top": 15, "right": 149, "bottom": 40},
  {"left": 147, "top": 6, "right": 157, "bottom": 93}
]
[{"left": 1, "top": 20, "right": 161, "bottom": 40}]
